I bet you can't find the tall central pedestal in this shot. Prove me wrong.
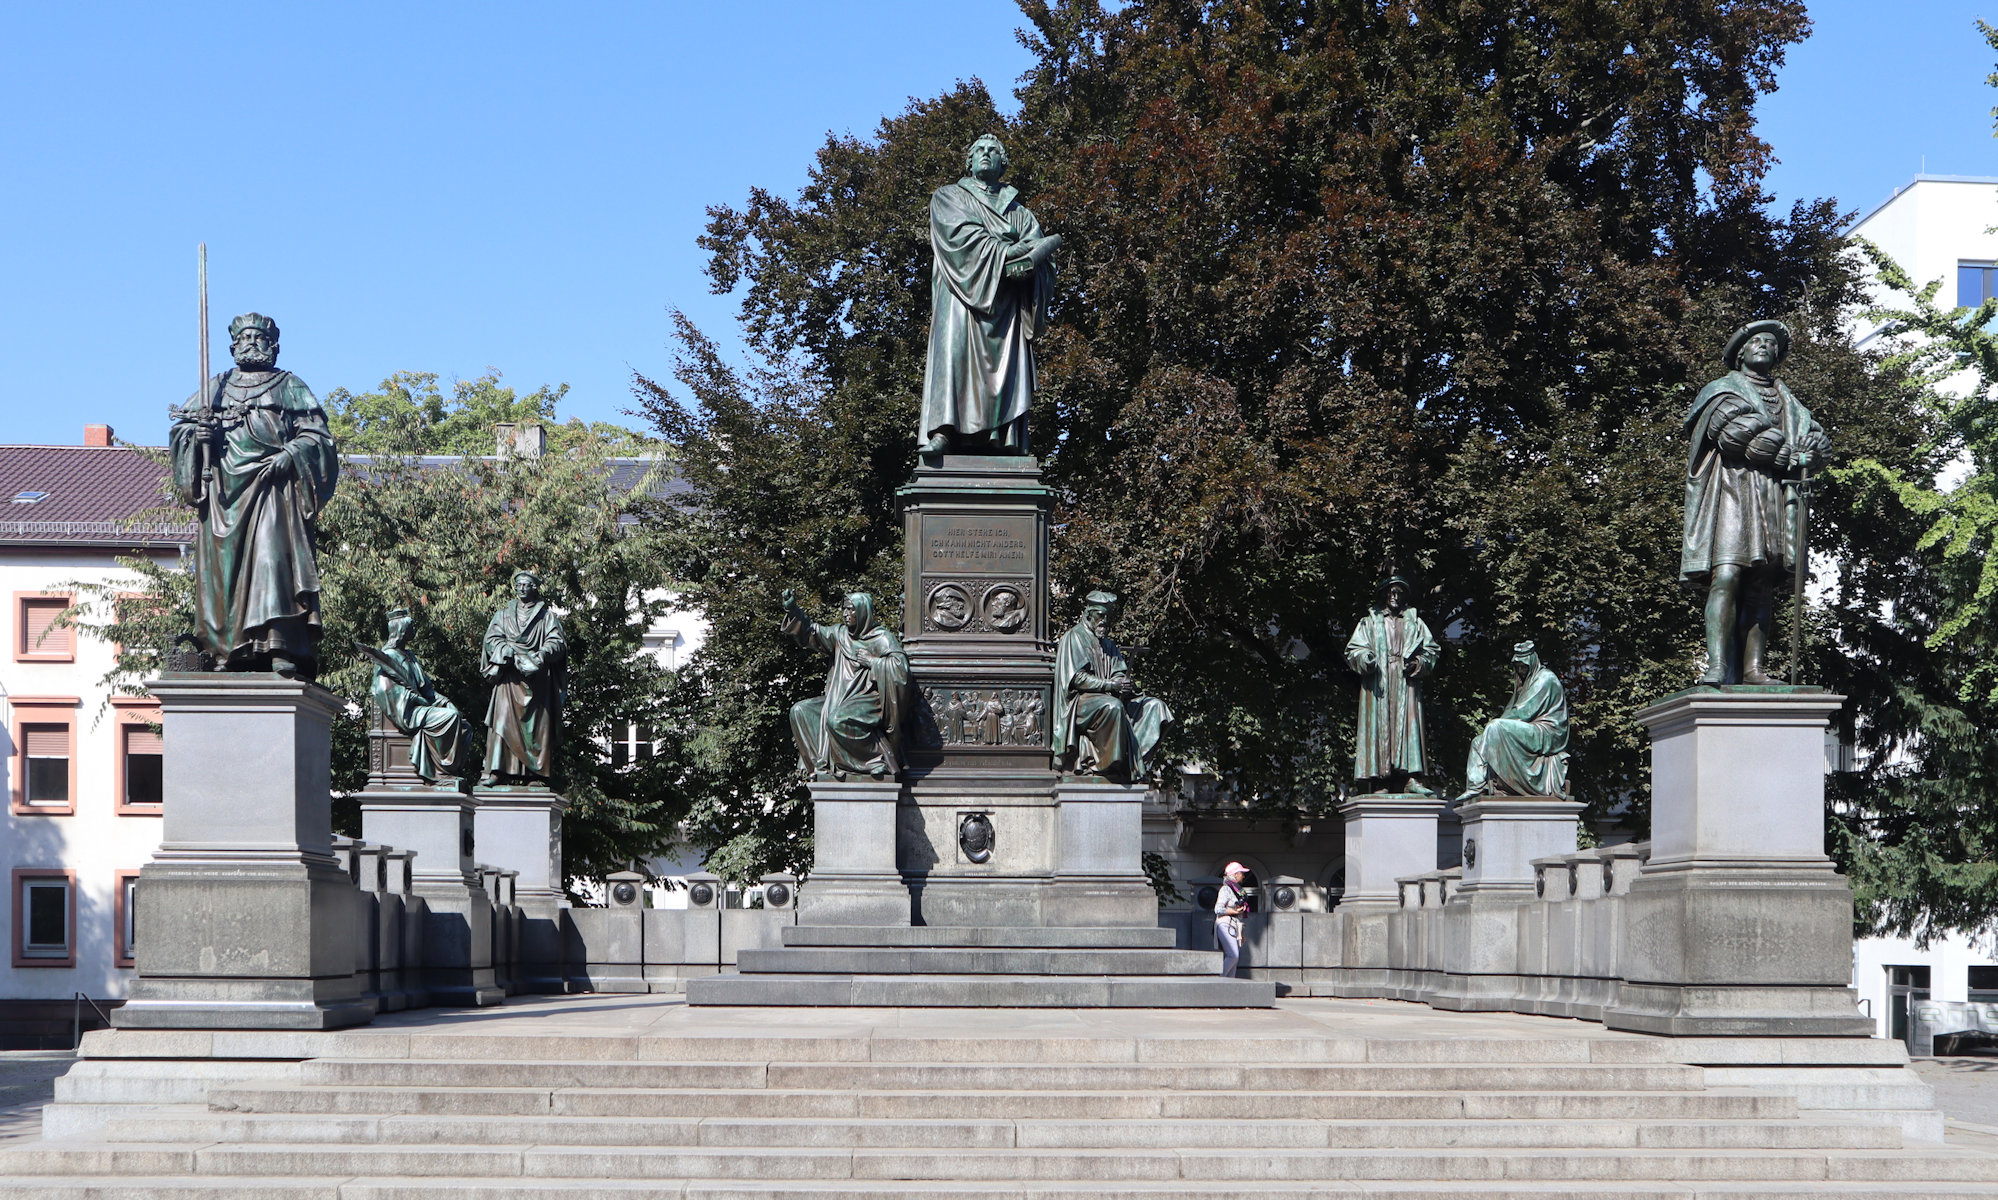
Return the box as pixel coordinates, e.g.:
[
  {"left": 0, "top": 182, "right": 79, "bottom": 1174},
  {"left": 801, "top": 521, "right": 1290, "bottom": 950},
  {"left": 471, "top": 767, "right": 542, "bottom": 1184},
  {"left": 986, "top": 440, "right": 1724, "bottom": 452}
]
[
  {"left": 690, "top": 455, "right": 1270, "bottom": 1006},
  {"left": 895, "top": 454, "right": 1085, "bottom": 926}
]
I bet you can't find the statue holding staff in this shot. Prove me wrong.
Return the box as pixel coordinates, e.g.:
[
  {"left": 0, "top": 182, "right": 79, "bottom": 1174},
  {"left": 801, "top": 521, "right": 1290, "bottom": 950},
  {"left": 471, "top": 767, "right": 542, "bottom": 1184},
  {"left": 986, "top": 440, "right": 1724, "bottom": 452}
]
[
  {"left": 1345, "top": 576, "right": 1441, "bottom": 796},
  {"left": 782, "top": 591, "right": 910, "bottom": 780},
  {"left": 1457, "top": 641, "right": 1570, "bottom": 802},
  {"left": 360, "top": 608, "right": 472, "bottom": 787},
  {"left": 168, "top": 313, "right": 338, "bottom": 677},
  {"left": 480, "top": 571, "right": 567, "bottom": 785},
  {"left": 1681, "top": 320, "right": 1831, "bottom": 684},
  {"left": 918, "top": 133, "right": 1060, "bottom": 455}
]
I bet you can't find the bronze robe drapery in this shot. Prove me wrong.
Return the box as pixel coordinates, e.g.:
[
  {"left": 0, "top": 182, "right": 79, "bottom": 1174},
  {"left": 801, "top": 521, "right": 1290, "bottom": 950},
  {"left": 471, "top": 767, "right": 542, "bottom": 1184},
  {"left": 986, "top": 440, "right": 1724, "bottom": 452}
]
[
  {"left": 1345, "top": 607, "right": 1440, "bottom": 781},
  {"left": 1681, "top": 370, "right": 1826, "bottom": 584},
  {"left": 1463, "top": 661, "right": 1570, "bottom": 799},
  {"left": 784, "top": 595, "right": 909, "bottom": 779},
  {"left": 1051, "top": 622, "right": 1173, "bottom": 783},
  {"left": 919, "top": 178, "right": 1054, "bottom": 448},
  {"left": 371, "top": 647, "right": 470, "bottom": 784},
  {"left": 169, "top": 369, "right": 338, "bottom": 664},
  {"left": 482, "top": 599, "right": 567, "bottom": 781}
]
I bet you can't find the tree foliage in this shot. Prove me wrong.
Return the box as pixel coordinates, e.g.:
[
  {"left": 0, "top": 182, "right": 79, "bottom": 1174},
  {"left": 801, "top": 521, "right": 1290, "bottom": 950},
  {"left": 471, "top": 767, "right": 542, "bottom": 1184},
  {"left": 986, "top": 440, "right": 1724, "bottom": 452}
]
[
  {"left": 326, "top": 369, "right": 642, "bottom": 456},
  {"left": 640, "top": 0, "right": 1934, "bottom": 881}
]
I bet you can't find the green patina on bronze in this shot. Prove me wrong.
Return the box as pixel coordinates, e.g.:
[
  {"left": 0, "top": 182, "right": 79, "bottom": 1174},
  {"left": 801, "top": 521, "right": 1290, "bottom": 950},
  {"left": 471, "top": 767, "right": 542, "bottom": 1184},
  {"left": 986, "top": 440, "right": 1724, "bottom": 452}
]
[
  {"left": 1052, "top": 589, "right": 1173, "bottom": 784},
  {"left": 361, "top": 608, "right": 472, "bottom": 787},
  {"left": 918, "top": 134, "right": 1060, "bottom": 455},
  {"left": 168, "top": 313, "right": 338, "bottom": 676},
  {"left": 1345, "top": 576, "right": 1441, "bottom": 795},
  {"left": 1682, "top": 320, "right": 1831, "bottom": 685},
  {"left": 481, "top": 570, "right": 567, "bottom": 786},
  {"left": 782, "top": 590, "right": 910, "bottom": 780},
  {"left": 1458, "top": 640, "right": 1571, "bottom": 802}
]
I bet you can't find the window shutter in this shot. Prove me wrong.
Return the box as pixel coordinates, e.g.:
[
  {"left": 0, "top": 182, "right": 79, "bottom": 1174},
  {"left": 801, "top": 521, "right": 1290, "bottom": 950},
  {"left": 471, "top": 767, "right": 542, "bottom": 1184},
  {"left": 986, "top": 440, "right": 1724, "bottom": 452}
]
[
  {"left": 124, "top": 726, "right": 163, "bottom": 755},
  {"left": 24, "top": 724, "right": 68, "bottom": 757},
  {"left": 22, "top": 598, "right": 73, "bottom": 655}
]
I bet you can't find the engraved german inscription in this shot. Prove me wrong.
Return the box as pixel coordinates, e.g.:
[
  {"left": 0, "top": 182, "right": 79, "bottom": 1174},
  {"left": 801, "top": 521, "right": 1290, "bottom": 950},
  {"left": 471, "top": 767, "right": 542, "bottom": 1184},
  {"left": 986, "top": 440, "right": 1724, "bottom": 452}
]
[{"left": 921, "top": 513, "right": 1033, "bottom": 575}]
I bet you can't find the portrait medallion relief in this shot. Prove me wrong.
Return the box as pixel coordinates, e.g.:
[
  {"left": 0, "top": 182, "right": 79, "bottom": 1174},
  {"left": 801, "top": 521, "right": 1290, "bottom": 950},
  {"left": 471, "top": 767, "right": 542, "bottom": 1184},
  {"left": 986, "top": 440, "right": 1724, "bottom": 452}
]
[
  {"left": 982, "top": 585, "right": 1028, "bottom": 633},
  {"left": 927, "top": 583, "right": 972, "bottom": 631}
]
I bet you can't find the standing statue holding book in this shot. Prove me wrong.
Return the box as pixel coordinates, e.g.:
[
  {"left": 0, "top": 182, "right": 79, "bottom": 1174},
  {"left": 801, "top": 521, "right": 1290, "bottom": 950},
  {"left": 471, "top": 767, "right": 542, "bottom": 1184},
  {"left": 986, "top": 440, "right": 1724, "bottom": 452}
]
[
  {"left": 361, "top": 607, "right": 471, "bottom": 787},
  {"left": 1681, "top": 320, "right": 1832, "bottom": 685},
  {"left": 918, "top": 133, "right": 1060, "bottom": 455},
  {"left": 781, "top": 590, "right": 910, "bottom": 781},
  {"left": 1346, "top": 577, "right": 1441, "bottom": 796},
  {"left": 169, "top": 313, "right": 339, "bottom": 678},
  {"left": 1458, "top": 641, "right": 1570, "bottom": 802},
  {"left": 480, "top": 571, "right": 567, "bottom": 786}
]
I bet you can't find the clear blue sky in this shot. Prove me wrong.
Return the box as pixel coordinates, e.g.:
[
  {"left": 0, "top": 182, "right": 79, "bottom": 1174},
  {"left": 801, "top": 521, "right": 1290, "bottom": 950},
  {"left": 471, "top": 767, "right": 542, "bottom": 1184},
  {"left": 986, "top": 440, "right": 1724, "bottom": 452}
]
[{"left": 0, "top": 2, "right": 1992, "bottom": 448}]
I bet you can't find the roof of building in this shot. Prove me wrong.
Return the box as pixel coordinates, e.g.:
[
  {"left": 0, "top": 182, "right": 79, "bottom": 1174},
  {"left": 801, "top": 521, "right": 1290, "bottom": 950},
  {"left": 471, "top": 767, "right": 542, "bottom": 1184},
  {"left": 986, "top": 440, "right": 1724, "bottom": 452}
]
[
  {"left": 0, "top": 444, "right": 192, "bottom": 548},
  {"left": 1847, "top": 174, "right": 1998, "bottom": 235}
]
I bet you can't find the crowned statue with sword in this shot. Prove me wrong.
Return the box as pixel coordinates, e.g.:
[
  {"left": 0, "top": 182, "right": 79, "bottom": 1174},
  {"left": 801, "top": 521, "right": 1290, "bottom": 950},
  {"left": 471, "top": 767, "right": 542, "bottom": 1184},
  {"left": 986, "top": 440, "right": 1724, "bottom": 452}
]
[
  {"left": 1681, "top": 320, "right": 1832, "bottom": 686},
  {"left": 169, "top": 312, "right": 339, "bottom": 679}
]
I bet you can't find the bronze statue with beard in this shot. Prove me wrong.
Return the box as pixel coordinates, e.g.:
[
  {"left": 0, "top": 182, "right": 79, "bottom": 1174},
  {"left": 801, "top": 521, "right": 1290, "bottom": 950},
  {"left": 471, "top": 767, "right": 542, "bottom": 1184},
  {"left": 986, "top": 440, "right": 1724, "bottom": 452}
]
[{"left": 169, "top": 313, "right": 339, "bottom": 678}]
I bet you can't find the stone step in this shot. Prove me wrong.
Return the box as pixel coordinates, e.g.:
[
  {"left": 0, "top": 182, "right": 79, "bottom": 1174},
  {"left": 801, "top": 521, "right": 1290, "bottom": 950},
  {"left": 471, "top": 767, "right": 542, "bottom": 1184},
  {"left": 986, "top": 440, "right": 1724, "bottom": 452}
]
[
  {"left": 779, "top": 926, "right": 1180, "bottom": 949},
  {"left": 685, "top": 973, "right": 1277, "bottom": 1007},
  {"left": 84, "top": 1111, "right": 1905, "bottom": 1151},
  {"left": 296, "top": 1059, "right": 1712, "bottom": 1092},
  {"left": 6, "top": 1142, "right": 1998, "bottom": 1183},
  {"left": 10, "top": 1181, "right": 1998, "bottom": 1200},
  {"left": 733, "top": 948, "right": 1221, "bottom": 976},
  {"left": 196, "top": 1084, "right": 1803, "bottom": 1121}
]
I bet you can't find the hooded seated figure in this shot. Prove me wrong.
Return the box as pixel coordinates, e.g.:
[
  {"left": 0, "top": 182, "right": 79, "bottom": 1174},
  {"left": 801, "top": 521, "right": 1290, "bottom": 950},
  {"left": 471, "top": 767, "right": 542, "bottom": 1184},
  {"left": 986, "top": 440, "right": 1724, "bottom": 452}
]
[
  {"left": 1052, "top": 589, "right": 1173, "bottom": 784},
  {"left": 782, "top": 590, "right": 910, "bottom": 780},
  {"left": 1457, "top": 640, "right": 1570, "bottom": 802},
  {"left": 365, "top": 607, "right": 471, "bottom": 787}
]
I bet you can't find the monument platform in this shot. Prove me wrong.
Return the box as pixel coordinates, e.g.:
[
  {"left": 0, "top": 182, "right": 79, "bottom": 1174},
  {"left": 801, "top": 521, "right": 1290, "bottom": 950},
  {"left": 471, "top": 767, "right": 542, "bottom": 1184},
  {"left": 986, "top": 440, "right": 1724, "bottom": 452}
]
[{"left": 7, "top": 991, "right": 1989, "bottom": 1196}]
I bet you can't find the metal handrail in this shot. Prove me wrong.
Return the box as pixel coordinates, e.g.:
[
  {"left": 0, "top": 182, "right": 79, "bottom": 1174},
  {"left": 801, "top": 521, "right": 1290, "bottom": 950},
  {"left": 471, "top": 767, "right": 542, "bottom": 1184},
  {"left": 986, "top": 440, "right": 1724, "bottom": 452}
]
[{"left": 72, "top": 992, "right": 110, "bottom": 1050}]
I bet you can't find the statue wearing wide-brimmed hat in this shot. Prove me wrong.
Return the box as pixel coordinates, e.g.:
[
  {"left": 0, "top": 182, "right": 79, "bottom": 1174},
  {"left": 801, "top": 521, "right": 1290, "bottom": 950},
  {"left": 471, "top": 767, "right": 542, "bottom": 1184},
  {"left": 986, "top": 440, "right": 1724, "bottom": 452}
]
[
  {"left": 1345, "top": 576, "right": 1441, "bottom": 795},
  {"left": 1052, "top": 590, "right": 1173, "bottom": 783},
  {"left": 1682, "top": 319, "right": 1831, "bottom": 684}
]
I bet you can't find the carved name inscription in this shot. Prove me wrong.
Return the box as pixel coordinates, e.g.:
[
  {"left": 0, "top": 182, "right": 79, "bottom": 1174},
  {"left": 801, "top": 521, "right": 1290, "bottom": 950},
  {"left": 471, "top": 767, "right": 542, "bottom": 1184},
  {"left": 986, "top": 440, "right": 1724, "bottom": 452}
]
[{"left": 922, "top": 514, "right": 1033, "bottom": 574}]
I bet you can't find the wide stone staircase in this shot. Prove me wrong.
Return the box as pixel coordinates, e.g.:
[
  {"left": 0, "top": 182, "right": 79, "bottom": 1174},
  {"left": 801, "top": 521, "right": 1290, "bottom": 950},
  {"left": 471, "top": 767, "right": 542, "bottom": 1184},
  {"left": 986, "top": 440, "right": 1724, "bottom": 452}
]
[{"left": 5, "top": 1018, "right": 1998, "bottom": 1198}]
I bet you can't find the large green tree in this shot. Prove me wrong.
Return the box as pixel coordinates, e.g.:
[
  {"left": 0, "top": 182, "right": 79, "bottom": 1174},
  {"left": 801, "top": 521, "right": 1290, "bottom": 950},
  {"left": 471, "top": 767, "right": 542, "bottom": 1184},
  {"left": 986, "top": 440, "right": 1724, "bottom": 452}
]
[{"left": 640, "top": 0, "right": 1932, "bottom": 881}]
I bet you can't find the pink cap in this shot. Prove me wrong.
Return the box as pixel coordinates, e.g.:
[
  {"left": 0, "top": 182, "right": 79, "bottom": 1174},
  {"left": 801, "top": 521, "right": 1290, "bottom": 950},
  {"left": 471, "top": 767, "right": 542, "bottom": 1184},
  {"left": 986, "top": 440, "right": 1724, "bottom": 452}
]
[{"left": 1223, "top": 862, "right": 1247, "bottom": 877}]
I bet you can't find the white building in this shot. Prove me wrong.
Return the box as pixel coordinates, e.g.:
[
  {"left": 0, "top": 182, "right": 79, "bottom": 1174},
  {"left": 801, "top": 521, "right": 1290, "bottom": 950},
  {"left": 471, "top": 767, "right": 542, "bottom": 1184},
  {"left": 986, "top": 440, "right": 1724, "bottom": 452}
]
[
  {"left": 0, "top": 427, "right": 189, "bottom": 1047},
  {"left": 1844, "top": 174, "right": 1998, "bottom": 1045}
]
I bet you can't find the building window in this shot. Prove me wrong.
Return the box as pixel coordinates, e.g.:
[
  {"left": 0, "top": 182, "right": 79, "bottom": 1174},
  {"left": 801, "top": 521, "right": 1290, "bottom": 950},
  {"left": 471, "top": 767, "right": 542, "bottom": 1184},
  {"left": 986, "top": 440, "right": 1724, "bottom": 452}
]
[
  {"left": 10, "top": 699, "right": 79, "bottom": 815},
  {"left": 121, "top": 723, "right": 163, "bottom": 810},
  {"left": 14, "top": 593, "right": 75, "bottom": 661},
  {"left": 12, "top": 870, "right": 76, "bottom": 967},
  {"left": 610, "top": 722, "right": 657, "bottom": 770},
  {"left": 114, "top": 871, "right": 140, "bottom": 967},
  {"left": 23, "top": 723, "right": 70, "bottom": 807},
  {"left": 1961, "top": 262, "right": 1998, "bottom": 309},
  {"left": 1970, "top": 966, "right": 1998, "bottom": 1003}
]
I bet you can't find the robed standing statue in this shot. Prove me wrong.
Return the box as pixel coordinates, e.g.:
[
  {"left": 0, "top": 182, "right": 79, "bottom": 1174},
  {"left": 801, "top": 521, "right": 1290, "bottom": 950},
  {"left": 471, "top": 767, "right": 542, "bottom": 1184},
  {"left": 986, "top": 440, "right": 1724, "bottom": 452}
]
[
  {"left": 480, "top": 571, "right": 567, "bottom": 786},
  {"left": 363, "top": 607, "right": 471, "bottom": 787},
  {"left": 918, "top": 133, "right": 1060, "bottom": 455},
  {"left": 1052, "top": 590, "right": 1174, "bottom": 784},
  {"left": 1345, "top": 576, "right": 1442, "bottom": 796},
  {"left": 1682, "top": 320, "right": 1831, "bottom": 684},
  {"left": 169, "top": 313, "right": 338, "bottom": 678},
  {"left": 781, "top": 590, "right": 910, "bottom": 780},
  {"left": 1457, "top": 641, "right": 1570, "bottom": 802}
]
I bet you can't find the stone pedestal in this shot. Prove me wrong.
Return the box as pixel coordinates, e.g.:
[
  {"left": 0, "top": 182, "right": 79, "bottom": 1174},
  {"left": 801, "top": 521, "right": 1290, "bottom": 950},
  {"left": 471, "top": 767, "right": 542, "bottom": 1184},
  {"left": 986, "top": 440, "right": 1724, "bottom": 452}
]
[
  {"left": 1455, "top": 795, "right": 1584, "bottom": 896},
  {"left": 358, "top": 723, "right": 502, "bottom": 1007},
  {"left": 1337, "top": 792, "right": 1445, "bottom": 906},
  {"left": 1605, "top": 687, "right": 1871, "bottom": 1037},
  {"left": 800, "top": 781, "right": 910, "bottom": 926},
  {"left": 114, "top": 674, "right": 374, "bottom": 1031},
  {"left": 1050, "top": 778, "right": 1156, "bottom": 927},
  {"left": 473, "top": 784, "right": 570, "bottom": 993}
]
